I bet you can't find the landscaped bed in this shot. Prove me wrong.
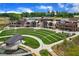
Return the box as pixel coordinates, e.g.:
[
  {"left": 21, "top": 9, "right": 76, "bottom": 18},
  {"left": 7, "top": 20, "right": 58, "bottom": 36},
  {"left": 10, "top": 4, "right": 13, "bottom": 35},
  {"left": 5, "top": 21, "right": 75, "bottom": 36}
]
[{"left": 52, "top": 35, "right": 79, "bottom": 56}]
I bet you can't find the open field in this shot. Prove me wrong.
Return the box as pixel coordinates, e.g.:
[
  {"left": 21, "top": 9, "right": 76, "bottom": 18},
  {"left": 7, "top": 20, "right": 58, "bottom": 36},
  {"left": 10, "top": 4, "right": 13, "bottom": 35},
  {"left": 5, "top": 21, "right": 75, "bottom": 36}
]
[
  {"left": 0, "top": 28, "right": 67, "bottom": 44},
  {"left": 0, "top": 37, "right": 10, "bottom": 41},
  {"left": 0, "top": 27, "right": 69, "bottom": 55},
  {"left": 0, "top": 36, "right": 40, "bottom": 49},
  {"left": 24, "top": 37, "right": 40, "bottom": 49}
]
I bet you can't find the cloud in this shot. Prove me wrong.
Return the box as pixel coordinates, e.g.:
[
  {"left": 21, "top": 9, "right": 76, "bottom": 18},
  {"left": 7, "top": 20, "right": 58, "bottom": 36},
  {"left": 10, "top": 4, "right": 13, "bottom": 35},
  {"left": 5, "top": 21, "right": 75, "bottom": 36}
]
[
  {"left": 72, "top": 4, "right": 79, "bottom": 6},
  {"left": 68, "top": 4, "right": 79, "bottom": 13},
  {"left": 6, "top": 10, "right": 21, "bottom": 13},
  {"left": 0, "top": 10, "right": 21, "bottom": 14},
  {"left": 37, "top": 5, "right": 53, "bottom": 11},
  {"left": 0, "top": 7, "right": 33, "bottom": 13},
  {"left": 18, "top": 7, "right": 33, "bottom": 13},
  {"left": 0, "top": 10, "right": 5, "bottom": 13},
  {"left": 58, "top": 3, "right": 64, "bottom": 8},
  {"left": 60, "top": 3, "right": 79, "bottom": 13},
  {"left": 65, "top": 7, "right": 69, "bottom": 11},
  {"left": 64, "top": 7, "right": 70, "bottom": 12},
  {"left": 68, "top": 7, "right": 79, "bottom": 13}
]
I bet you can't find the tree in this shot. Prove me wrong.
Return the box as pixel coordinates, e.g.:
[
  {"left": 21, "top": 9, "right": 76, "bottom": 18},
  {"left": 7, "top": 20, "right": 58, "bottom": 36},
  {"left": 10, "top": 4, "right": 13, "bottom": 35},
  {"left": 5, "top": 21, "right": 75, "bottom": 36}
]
[
  {"left": 21, "top": 12, "right": 30, "bottom": 17},
  {"left": 8, "top": 13, "right": 22, "bottom": 21},
  {"left": 30, "top": 12, "right": 46, "bottom": 17},
  {"left": 56, "top": 12, "right": 74, "bottom": 18},
  {"left": 0, "top": 13, "right": 9, "bottom": 17},
  {"left": 22, "top": 12, "right": 54, "bottom": 17}
]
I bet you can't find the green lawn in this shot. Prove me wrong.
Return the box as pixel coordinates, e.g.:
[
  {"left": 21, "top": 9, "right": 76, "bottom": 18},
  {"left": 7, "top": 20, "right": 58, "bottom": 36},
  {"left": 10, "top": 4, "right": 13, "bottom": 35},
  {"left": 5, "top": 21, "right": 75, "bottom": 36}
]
[
  {"left": 0, "top": 36, "right": 40, "bottom": 49},
  {"left": 0, "top": 28, "right": 67, "bottom": 44},
  {"left": 40, "top": 49, "right": 51, "bottom": 56},
  {"left": 24, "top": 37, "right": 40, "bottom": 49},
  {"left": 0, "top": 37, "right": 10, "bottom": 41}
]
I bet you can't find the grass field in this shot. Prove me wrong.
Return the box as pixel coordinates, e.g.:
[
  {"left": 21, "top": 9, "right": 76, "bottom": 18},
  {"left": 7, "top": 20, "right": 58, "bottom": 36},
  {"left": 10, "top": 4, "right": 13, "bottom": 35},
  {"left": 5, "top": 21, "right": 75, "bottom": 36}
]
[
  {"left": 0, "top": 36, "right": 40, "bottom": 49},
  {"left": 0, "top": 28, "right": 67, "bottom": 44},
  {"left": 0, "top": 37, "right": 10, "bottom": 41},
  {"left": 24, "top": 37, "right": 40, "bottom": 49}
]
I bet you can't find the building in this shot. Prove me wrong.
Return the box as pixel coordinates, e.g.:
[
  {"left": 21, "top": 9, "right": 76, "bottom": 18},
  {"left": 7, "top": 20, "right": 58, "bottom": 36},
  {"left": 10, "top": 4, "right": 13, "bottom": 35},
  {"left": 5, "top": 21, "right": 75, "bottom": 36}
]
[
  {"left": 0, "top": 34, "right": 33, "bottom": 56},
  {"left": 9, "top": 19, "right": 27, "bottom": 27},
  {"left": 8, "top": 17, "right": 54, "bottom": 28},
  {"left": 8, "top": 17, "right": 79, "bottom": 31},
  {"left": 56, "top": 20, "right": 78, "bottom": 31},
  {"left": 2, "top": 34, "right": 24, "bottom": 50}
]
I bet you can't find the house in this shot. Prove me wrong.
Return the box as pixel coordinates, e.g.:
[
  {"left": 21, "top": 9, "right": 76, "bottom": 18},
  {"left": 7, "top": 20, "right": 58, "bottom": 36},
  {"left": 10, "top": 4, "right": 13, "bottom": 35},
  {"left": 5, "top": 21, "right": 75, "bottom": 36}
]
[
  {"left": 56, "top": 20, "right": 78, "bottom": 31},
  {"left": 23, "top": 17, "right": 54, "bottom": 28},
  {"left": 47, "top": 21, "right": 53, "bottom": 28},
  {"left": 37, "top": 17, "right": 54, "bottom": 28},
  {"left": 8, "top": 17, "right": 79, "bottom": 31},
  {"left": 9, "top": 17, "right": 54, "bottom": 28},
  {"left": 9, "top": 19, "right": 27, "bottom": 27},
  {"left": 2, "top": 34, "right": 24, "bottom": 50}
]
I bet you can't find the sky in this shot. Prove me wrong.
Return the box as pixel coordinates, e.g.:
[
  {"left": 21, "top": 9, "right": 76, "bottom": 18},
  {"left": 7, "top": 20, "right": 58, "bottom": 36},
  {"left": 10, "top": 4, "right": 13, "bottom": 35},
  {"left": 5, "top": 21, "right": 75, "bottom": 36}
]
[{"left": 0, "top": 3, "right": 79, "bottom": 13}]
